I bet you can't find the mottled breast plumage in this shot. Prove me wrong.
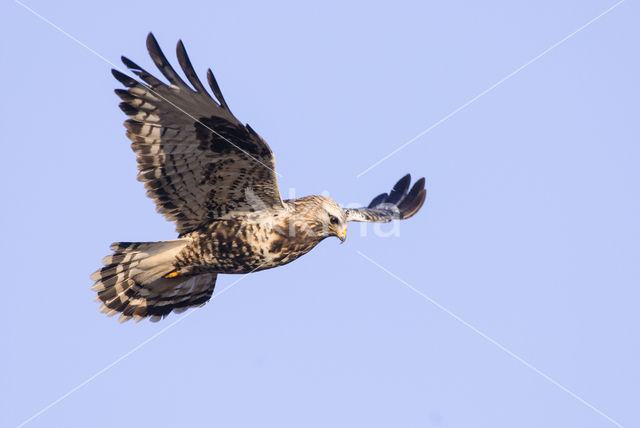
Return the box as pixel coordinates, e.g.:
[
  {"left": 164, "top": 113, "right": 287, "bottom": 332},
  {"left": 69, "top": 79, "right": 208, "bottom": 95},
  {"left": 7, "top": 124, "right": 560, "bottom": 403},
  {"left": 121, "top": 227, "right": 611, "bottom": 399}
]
[{"left": 174, "top": 206, "right": 325, "bottom": 275}]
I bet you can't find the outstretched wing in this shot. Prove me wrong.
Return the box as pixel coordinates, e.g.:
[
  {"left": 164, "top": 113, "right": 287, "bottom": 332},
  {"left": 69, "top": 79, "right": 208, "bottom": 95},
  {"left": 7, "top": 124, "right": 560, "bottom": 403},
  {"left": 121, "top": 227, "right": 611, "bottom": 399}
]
[
  {"left": 113, "top": 33, "right": 284, "bottom": 235},
  {"left": 345, "top": 174, "right": 426, "bottom": 223}
]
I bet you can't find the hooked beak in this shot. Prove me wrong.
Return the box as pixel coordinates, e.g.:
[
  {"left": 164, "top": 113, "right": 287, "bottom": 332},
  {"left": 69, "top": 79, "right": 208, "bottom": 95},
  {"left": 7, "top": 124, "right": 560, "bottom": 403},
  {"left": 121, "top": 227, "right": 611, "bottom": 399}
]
[
  {"left": 337, "top": 228, "right": 347, "bottom": 243},
  {"left": 328, "top": 225, "right": 347, "bottom": 243}
]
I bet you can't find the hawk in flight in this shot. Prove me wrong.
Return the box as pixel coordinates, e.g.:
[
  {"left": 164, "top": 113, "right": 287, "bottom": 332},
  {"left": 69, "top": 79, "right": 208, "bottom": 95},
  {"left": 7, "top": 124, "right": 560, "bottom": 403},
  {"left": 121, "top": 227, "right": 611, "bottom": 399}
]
[{"left": 92, "top": 34, "right": 426, "bottom": 322}]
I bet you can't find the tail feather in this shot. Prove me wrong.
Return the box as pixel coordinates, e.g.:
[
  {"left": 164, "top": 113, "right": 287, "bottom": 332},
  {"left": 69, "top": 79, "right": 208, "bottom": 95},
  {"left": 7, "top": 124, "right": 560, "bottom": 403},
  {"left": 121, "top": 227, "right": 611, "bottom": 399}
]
[{"left": 91, "top": 239, "right": 218, "bottom": 322}]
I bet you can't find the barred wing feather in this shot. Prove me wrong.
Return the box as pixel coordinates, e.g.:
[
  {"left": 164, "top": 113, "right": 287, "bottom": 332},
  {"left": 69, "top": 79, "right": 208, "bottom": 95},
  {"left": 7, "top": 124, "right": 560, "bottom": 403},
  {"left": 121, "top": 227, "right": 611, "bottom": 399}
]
[{"left": 113, "top": 33, "right": 284, "bottom": 235}]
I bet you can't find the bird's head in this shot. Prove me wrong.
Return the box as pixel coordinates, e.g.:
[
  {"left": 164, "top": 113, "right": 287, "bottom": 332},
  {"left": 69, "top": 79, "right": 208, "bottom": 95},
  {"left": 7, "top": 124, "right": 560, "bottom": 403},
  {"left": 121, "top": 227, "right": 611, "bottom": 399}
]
[
  {"left": 291, "top": 196, "right": 347, "bottom": 243},
  {"left": 321, "top": 198, "right": 348, "bottom": 243}
]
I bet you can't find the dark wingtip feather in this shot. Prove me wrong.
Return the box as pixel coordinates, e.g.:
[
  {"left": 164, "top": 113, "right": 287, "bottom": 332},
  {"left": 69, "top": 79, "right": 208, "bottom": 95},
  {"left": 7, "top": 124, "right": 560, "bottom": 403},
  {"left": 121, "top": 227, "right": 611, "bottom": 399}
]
[
  {"left": 119, "top": 102, "right": 138, "bottom": 116},
  {"left": 176, "top": 39, "right": 209, "bottom": 95},
  {"left": 399, "top": 177, "right": 425, "bottom": 206},
  {"left": 379, "top": 175, "right": 427, "bottom": 218},
  {"left": 121, "top": 55, "right": 138, "bottom": 70},
  {"left": 146, "top": 32, "right": 159, "bottom": 52},
  {"left": 121, "top": 54, "right": 164, "bottom": 88},
  {"left": 397, "top": 178, "right": 426, "bottom": 219},
  {"left": 206, "top": 68, "right": 229, "bottom": 109},
  {"left": 396, "top": 173, "right": 411, "bottom": 188},
  {"left": 114, "top": 88, "right": 134, "bottom": 101},
  {"left": 112, "top": 69, "right": 137, "bottom": 87},
  {"left": 145, "top": 33, "right": 163, "bottom": 65},
  {"left": 368, "top": 193, "right": 388, "bottom": 208},
  {"left": 413, "top": 177, "right": 426, "bottom": 190},
  {"left": 400, "top": 189, "right": 427, "bottom": 219},
  {"left": 387, "top": 174, "right": 411, "bottom": 204},
  {"left": 145, "top": 32, "right": 186, "bottom": 87}
]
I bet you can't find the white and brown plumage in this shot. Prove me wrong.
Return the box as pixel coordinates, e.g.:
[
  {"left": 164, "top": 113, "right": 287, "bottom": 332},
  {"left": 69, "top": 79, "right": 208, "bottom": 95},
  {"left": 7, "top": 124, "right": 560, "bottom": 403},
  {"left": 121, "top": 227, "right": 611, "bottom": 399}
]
[{"left": 92, "top": 33, "right": 426, "bottom": 322}]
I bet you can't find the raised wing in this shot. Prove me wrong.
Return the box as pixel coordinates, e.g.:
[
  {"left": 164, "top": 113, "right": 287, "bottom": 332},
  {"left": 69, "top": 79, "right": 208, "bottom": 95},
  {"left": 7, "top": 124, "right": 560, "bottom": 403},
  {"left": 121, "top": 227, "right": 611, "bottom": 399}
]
[
  {"left": 345, "top": 174, "right": 426, "bottom": 223},
  {"left": 113, "top": 33, "right": 284, "bottom": 235}
]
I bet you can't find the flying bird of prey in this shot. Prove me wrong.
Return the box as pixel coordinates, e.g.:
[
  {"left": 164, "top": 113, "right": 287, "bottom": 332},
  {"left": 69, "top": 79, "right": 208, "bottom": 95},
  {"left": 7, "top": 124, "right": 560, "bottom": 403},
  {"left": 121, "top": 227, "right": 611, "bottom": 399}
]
[{"left": 92, "top": 33, "right": 426, "bottom": 322}]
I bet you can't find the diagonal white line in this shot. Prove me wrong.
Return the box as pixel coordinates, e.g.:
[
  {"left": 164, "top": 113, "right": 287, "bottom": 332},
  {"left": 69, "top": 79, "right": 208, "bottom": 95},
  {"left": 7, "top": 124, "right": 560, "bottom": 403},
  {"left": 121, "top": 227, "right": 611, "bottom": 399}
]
[
  {"left": 14, "top": 0, "right": 283, "bottom": 178},
  {"left": 15, "top": 270, "right": 255, "bottom": 428},
  {"left": 16, "top": 311, "right": 196, "bottom": 428},
  {"left": 356, "top": 0, "right": 625, "bottom": 178},
  {"left": 357, "top": 251, "right": 625, "bottom": 428}
]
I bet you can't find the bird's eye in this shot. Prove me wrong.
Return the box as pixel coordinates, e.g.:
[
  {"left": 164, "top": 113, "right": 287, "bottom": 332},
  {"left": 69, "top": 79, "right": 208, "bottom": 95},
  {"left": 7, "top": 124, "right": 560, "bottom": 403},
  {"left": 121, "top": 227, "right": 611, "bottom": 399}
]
[{"left": 330, "top": 216, "right": 339, "bottom": 225}]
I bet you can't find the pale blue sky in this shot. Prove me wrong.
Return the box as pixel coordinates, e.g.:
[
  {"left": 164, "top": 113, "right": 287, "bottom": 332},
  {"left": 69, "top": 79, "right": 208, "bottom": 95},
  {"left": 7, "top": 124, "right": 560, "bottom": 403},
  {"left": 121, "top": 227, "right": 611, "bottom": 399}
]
[{"left": 2, "top": 1, "right": 638, "bottom": 427}]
